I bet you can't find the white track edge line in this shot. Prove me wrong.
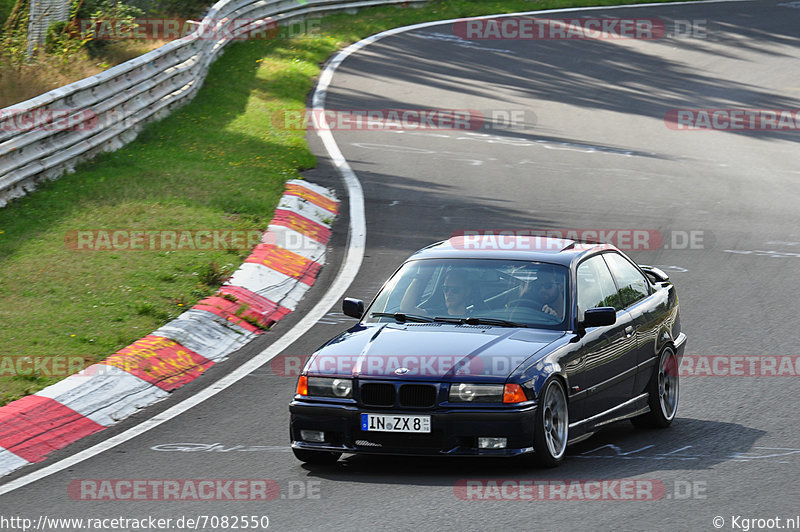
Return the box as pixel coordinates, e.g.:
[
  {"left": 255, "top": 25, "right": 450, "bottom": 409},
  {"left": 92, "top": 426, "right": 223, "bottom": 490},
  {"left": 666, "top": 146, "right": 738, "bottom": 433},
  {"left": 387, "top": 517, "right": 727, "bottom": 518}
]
[
  {"left": 0, "top": 25, "right": 371, "bottom": 499},
  {"left": 0, "top": 0, "right": 745, "bottom": 494}
]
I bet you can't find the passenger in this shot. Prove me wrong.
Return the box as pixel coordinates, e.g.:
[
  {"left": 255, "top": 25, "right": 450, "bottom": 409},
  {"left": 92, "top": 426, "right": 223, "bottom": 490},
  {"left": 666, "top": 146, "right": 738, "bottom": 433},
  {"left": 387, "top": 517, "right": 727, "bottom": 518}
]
[
  {"left": 534, "top": 268, "right": 565, "bottom": 319},
  {"left": 441, "top": 270, "right": 473, "bottom": 316}
]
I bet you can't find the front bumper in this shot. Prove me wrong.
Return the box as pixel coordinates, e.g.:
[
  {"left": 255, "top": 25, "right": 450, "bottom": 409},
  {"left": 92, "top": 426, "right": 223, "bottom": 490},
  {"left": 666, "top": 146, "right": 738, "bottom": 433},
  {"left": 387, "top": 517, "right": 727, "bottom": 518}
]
[{"left": 290, "top": 400, "right": 538, "bottom": 457}]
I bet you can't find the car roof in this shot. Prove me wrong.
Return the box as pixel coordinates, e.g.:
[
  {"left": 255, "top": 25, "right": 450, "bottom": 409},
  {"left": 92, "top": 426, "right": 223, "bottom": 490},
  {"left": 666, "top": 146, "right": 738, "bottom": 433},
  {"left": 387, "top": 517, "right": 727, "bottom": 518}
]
[{"left": 408, "top": 235, "right": 619, "bottom": 267}]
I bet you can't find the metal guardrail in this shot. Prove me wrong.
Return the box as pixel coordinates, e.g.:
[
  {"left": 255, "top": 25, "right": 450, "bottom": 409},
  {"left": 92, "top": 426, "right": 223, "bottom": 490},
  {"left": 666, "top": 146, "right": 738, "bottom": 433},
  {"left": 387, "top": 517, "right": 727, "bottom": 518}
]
[
  {"left": 27, "top": 0, "right": 71, "bottom": 54},
  {"left": 0, "top": 0, "right": 426, "bottom": 208}
]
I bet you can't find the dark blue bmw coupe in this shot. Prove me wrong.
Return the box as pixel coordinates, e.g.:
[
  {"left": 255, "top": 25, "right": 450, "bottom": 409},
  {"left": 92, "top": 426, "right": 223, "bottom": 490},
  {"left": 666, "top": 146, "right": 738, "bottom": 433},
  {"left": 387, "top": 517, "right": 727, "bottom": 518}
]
[{"left": 290, "top": 235, "right": 686, "bottom": 467}]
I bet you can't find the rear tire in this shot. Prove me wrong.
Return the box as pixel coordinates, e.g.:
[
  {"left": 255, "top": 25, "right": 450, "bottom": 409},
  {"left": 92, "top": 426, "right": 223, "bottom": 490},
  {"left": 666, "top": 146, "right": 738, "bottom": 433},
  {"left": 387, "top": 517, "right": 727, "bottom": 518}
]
[
  {"left": 527, "top": 378, "right": 569, "bottom": 468},
  {"left": 292, "top": 448, "right": 341, "bottom": 465},
  {"left": 632, "top": 346, "right": 679, "bottom": 428}
]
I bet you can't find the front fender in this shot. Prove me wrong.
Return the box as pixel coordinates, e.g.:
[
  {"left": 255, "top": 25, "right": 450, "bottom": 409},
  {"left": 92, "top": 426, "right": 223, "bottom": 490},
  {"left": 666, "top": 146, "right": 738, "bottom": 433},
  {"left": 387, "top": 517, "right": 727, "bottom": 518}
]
[{"left": 514, "top": 335, "right": 579, "bottom": 398}]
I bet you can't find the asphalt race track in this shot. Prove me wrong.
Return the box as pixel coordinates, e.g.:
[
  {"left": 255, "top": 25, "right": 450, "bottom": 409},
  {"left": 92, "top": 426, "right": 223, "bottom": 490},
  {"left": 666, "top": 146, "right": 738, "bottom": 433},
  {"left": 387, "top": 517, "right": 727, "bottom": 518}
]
[{"left": 2, "top": 1, "right": 800, "bottom": 530}]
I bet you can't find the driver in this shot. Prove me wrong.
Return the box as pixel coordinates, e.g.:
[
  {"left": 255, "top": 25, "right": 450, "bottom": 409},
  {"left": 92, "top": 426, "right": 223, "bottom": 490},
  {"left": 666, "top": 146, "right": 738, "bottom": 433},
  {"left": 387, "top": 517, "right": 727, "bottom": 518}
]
[{"left": 512, "top": 267, "right": 565, "bottom": 320}]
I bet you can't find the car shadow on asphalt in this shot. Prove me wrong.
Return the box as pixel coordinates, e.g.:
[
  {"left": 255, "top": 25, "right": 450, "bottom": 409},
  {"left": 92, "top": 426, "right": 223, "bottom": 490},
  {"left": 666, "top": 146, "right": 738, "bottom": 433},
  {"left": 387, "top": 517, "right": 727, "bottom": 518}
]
[{"left": 295, "top": 418, "right": 769, "bottom": 486}]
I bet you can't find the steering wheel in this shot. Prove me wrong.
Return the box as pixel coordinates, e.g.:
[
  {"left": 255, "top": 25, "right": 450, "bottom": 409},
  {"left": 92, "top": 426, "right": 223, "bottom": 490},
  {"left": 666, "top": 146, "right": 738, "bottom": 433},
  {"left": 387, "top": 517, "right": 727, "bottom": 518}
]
[
  {"left": 506, "top": 299, "right": 562, "bottom": 323},
  {"left": 506, "top": 298, "right": 540, "bottom": 308}
]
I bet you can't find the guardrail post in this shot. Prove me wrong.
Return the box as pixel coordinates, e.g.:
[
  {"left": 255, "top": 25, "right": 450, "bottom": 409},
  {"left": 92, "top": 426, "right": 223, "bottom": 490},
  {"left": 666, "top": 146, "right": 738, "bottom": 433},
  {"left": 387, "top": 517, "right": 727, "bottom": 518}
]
[{"left": 26, "top": 0, "right": 71, "bottom": 56}]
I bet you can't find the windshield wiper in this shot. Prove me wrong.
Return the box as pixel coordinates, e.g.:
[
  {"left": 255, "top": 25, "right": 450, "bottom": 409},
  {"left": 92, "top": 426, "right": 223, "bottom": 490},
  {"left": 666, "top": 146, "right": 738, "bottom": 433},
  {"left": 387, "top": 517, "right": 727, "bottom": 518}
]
[
  {"left": 466, "top": 317, "right": 528, "bottom": 327},
  {"left": 430, "top": 316, "right": 462, "bottom": 323},
  {"left": 371, "top": 312, "right": 434, "bottom": 323},
  {"left": 432, "top": 316, "right": 527, "bottom": 328}
]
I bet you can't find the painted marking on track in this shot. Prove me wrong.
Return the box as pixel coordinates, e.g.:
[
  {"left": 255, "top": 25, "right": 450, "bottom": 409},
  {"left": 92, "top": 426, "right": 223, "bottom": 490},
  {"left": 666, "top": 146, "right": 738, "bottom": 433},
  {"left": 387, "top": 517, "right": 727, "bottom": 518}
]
[
  {"left": 724, "top": 249, "right": 800, "bottom": 259},
  {"left": 413, "top": 32, "right": 517, "bottom": 54},
  {"left": 656, "top": 265, "right": 688, "bottom": 273},
  {"left": 580, "top": 443, "right": 655, "bottom": 456},
  {"left": 353, "top": 133, "right": 654, "bottom": 158},
  {"left": 352, "top": 143, "right": 489, "bottom": 166},
  {"left": 150, "top": 442, "right": 291, "bottom": 452},
  {"left": 316, "top": 311, "right": 353, "bottom": 325},
  {"left": 352, "top": 142, "right": 435, "bottom": 154},
  {"left": 575, "top": 444, "right": 800, "bottom": 463},
  {"left": 765, "top": 241, "right": 800, "bottom": 247}
]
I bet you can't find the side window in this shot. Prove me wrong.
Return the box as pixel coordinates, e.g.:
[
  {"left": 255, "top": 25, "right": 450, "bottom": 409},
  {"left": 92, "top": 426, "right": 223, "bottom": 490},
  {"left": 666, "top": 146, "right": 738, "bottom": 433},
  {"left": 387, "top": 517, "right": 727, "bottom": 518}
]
[
  {"left": 577, "top": 256, "right": 622, "bottom": 313},
  {"left": 603, "top": 252, "right": 650, "bottom": 308}
]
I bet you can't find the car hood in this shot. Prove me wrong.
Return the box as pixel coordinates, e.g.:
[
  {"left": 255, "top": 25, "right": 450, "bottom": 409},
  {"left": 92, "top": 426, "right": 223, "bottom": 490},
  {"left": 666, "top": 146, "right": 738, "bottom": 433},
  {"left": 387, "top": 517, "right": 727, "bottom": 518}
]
[{"left": 304, "top": 323, "right": 565, "bottom": 381}]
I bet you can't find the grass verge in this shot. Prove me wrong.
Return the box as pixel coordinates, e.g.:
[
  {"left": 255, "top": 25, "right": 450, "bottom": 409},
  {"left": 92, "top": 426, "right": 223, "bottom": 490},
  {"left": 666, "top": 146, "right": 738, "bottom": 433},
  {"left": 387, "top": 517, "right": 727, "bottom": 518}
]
[
  {"left": 0, "top": 0, "right": 13, "bottom": 24},
  {"left": 0, "top": 0, "right": 689, "bottom": 404},
  {"left": 0, "top": 40, "right": 171, "bottom": 108}
]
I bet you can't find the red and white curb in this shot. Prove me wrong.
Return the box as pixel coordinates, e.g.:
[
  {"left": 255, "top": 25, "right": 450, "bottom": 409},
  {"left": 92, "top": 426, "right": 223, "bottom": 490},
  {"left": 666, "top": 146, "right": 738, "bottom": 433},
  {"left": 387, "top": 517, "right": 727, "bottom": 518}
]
[{"left": 0, "top": 179, "right": 338, "bottom": 477}]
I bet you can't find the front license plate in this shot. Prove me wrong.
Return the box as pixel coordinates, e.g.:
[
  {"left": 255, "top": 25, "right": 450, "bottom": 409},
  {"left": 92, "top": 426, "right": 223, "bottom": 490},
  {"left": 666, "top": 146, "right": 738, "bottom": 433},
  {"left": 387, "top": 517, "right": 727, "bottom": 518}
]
[{"left": 361, "top": 413, "right": 431, "bottom": 433}]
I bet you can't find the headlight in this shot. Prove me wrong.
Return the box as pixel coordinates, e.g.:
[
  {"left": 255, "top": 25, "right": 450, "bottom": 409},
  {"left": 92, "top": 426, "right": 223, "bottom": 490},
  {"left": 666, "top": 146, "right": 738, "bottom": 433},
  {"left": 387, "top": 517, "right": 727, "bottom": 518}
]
[
  {"left": 449, "top": 383, "right": 504, "bottom": 403},
  {"left": 307, "top": 377, "right": 353, "bottom": 398}
]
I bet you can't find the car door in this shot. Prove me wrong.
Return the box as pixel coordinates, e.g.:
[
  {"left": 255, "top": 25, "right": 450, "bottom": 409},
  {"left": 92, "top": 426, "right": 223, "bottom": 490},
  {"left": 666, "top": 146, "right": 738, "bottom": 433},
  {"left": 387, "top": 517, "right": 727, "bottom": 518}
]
[
  {"left": 601, "top": 252, "right": 663, "bottom": 397},
  {"left": 575, "top": 255, "right": 638, "bottom": 419}
]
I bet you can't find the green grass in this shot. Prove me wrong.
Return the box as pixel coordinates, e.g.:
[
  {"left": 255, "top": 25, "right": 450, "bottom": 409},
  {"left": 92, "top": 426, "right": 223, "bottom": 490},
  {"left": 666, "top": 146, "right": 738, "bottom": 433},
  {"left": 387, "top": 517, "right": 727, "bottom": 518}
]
[
  {"left": 0, "top": 0, "right": 693, "bottom": 404},
  {"left": 0, "top": 38, "right": 317, "bottom": 403},
  {"left": 0, "top": 0, "right": 14, "bottom": 24}
]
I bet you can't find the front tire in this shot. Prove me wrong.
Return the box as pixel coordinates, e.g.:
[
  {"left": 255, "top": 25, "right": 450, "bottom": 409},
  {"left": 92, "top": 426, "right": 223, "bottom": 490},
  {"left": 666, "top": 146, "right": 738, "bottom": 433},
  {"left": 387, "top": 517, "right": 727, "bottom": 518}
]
[
  {"left": 632, "top": 346, "right": 679, "bottom": 428},
  {"left": 292, "top": 448, "right": 341, "bottom": 465},
  {"left": 528, "top": 378, "right": 569, "bottom": 468}
]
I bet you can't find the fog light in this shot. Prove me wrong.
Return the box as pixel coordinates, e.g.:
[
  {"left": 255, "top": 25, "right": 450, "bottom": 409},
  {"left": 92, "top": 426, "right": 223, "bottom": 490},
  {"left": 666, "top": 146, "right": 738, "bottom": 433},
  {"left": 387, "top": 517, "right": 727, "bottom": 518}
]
[
  {"left": 478, "top": 437, "right": 507, "bottom": 449},
  {"left": 300, "top": 430, "right": 325, "bottom": 443}
]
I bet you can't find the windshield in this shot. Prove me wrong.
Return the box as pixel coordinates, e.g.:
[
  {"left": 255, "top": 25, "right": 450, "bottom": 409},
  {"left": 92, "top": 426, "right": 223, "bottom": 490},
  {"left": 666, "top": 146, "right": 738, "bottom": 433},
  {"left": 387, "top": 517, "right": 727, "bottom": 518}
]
[{"left": 364, "top": 258, "right": 570, "bottom": 329}]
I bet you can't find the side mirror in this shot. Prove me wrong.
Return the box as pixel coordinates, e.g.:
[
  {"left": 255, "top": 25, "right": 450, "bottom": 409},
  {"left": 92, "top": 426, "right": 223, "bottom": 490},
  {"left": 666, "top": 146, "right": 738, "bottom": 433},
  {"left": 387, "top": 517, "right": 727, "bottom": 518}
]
[
  {"left": 582, "top": 307, "right": 616, "bottom": 328},
  {"left": 639, "top": 265, "right": 669, "bottom": 283},
  {"left": 342, "top": 298, "right": 364, "bottom": 319}
]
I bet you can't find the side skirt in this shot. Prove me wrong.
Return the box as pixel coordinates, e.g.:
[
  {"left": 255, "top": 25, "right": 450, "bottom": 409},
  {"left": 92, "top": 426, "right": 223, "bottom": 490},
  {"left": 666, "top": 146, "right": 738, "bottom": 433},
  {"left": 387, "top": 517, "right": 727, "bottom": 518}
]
[{"left": 567, "top": 393, "right": 650, "bottom": 436}]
